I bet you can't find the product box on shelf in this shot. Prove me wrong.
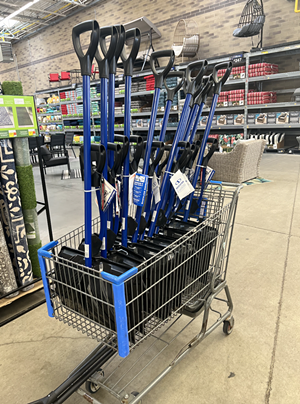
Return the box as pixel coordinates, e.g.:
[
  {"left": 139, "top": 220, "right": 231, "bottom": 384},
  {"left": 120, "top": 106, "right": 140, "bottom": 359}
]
[
  {"left": 267, "top": 112, "right": 276, "bottom": 124},
  {"left": 255, "top": 113, "right": 267, "bottom": 124},
  {"left": 234, "top": 114, "right": 245, "bottom": 125},
  {"left": 199, "top": 116, "right": 207, "bottom": 126},
  {"left": 217, "top": 115, "right": 227, "bottom": 125},
  {"left": 226, "top": 114, "right": 234, "bottom": 125},
  {"left": 276, "top": 112, "right": 289, "bottom": 124},
  {"left": 289, "top": 111, "right": 300, "bottom": 124},
  {"left": 247, "top": 114, "right": 256, "bottom": 125},
  {"left": 212, "top": 116, "right": 217, "bottom": 126}
]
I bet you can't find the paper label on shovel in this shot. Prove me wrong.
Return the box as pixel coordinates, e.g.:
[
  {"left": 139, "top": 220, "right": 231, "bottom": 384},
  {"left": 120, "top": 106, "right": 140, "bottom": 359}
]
[
  {"left": 129, "top": 172, "right": 136, "bottom": 206},
  {"left": 101, "top": 178, "right": 116, "bottom": 212},
  {"left": 170, "top": 170, "right": 194, "bottom": 200},
  {"left": 133, "top": 173, "right": 148, "bottom": 207},
  {"left": 152, "top": 172, "right": 161, "bottom": 204}
]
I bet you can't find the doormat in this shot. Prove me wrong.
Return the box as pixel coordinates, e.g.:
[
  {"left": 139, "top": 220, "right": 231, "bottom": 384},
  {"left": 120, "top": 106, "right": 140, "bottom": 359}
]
[
  {"left": 243, "top": 177, "right": 272, "bottom": 186},
  {"left": 61, "top": 168, "right": 81, "bottom": 180}
]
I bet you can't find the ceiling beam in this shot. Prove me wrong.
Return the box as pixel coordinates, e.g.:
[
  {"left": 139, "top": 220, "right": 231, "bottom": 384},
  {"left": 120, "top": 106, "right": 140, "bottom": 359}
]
[
  {"left": 0, "top": 12, "right": 50, "bottom": 26},
  {"left": 0, "top": 1, "right": 66, "bottom": 17},
  {"left": 58, "top": 0, "right": 87, "bottom": 7}
]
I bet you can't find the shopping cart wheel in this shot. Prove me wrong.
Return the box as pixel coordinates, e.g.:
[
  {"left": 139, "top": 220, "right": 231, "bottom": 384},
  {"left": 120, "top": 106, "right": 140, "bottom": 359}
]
[
  {"left": 85, "top": 380, "right": 101, "bottom": 394},
  {"left": 223, "top": 317, "right": 234, "bottom": 335}
]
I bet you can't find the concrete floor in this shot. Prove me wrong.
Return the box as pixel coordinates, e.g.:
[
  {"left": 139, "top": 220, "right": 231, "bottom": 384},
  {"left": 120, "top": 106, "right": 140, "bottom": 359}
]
[{"left": 1, "top": 153, "right": 300, "bottom": 403}]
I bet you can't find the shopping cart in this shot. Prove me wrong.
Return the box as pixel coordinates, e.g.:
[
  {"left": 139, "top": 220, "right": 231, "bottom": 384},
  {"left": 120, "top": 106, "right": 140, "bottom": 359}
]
[{"left": 34, "top": 182, "right": 242, "bottom": 404}]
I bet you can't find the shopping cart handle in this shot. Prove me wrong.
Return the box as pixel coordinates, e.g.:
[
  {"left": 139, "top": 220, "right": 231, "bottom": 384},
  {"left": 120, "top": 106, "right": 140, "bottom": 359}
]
[
  {"left": 72, "top": 20, "right": 100, "bottom": 76},
  {"left": 212, "top": 61, "right": 233, "bottom": 94},
  {"left": 121, "top": 28, "right": 141, "bottom": 77},
  {"left": 163, "top": 71, "right": 185, "bottom": 102},
  {"left": 150, "top": 50, "right": 175, "bottom": 89},
  {"left": 38, "top": 241, "right": 58, "bottom": 259}
]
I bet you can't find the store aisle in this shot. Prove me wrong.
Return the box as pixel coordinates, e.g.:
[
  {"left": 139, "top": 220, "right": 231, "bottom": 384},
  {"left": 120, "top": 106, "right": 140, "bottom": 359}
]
[{"left": 0, "top": 154, "right": 299, "bottom": 404}]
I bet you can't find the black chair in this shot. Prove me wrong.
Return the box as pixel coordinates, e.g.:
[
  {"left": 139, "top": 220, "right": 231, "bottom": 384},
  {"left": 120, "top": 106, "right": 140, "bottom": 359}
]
[
  {"left": 65, "top": 132, "right": 76, "bottom": 158},
  {"left": 40, "top": 145, "right": 70, "bottom": 175},
  {"left": 28, "top": 136, "right": 44, "bottom": 164},
  {"left": 50, "top": 134, "right": 66, "bottom": 157},
  {"left": 233, "top": 0, "right": 265, "bottom": 48}
]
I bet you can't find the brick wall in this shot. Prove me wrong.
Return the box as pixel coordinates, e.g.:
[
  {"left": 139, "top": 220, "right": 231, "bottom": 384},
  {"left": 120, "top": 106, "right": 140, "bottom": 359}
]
[{"left": 0, "top": 0, "right": 299, "bottom": 94}]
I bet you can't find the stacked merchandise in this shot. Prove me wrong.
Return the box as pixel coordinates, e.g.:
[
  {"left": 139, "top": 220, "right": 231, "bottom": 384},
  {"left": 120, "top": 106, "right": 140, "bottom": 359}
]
[
  {"left": 167, "top": 115, "right": 178, "bottom": 127},
  {"left": 138, "top": 80, "right": 147, "bottom": 92},
  {"left": 249, "top": 132, "right": 285, "bottom": 149},
  {"left": 131, "top": 81, "right": 139, "bottom": 93},
  {"left": 91, "top": 101, "right": 99, "bottom": 116},
  {"left": 145, "top": 75, "right": 155, "bottom": 91},
  {"left": 115, "top": 83, "right": 125, "bottom": 95},
  {"left": 131, "top": 100, "right": 145, "bottom": 113},
  {"left": 37, "top": 105, "right": 60, "bottom": 113},
  {"left": 247, "top": 91, "right": 277, "bottom": 105},
  {"left": 248, "top": 63, "right": 278, "bottom": 77},
  {"left": 60, "top": 90, "right": 77, "bottom": 102},
  {"left": 95, "top": 83, "right": 101, "bottom": 97},
  {"left": 115, "top": 101, "right": 123, "bottom": 115},
  {"left": 219, "top": 133, "right": 244, "bottom": 149},
  {"left": 218, "top": 66, "right": 245, "bottom": 80},
  {"left": 217, "top": 90, "right": 245, "bottom": 107},
  {"left": 158, "top": 92, "right": 165, "bottom": 111}
]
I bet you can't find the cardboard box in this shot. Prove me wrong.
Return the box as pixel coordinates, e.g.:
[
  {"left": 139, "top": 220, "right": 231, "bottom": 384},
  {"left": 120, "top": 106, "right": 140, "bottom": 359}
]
[
  {"left": 212, "top": 116, "right": 217, "bottom": 126},
  {"left": 276, "top": 112, "right": 289, "bottom": 124},
  {"left": 217, "top": 115, "right": 227, "bottom": 125},
  {"left": 200, "top": 116, "right": 208, "bottom": 126},
  {"left": 234, "top": 114, "right": 244, "bottom": 125},
  {"left": 226, "top": 114, "right": 234, "bottom": 125},
  {"left": 289, "top": 111, "right": 300, "bottom": 124},
  {"left": 255, "top": 113, "right": 267, "bottom": 124},
  {"left": 267, "top": 112, "right": 276, "bottom": 124},
  {"left": 247, "top": 114, "right": 256, "bottom": 125}
]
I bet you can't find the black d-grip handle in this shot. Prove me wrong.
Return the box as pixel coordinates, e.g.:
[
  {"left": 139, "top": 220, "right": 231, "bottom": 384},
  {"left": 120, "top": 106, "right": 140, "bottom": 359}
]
[
  {"left": 164, "top": 71, "right": 185, "bottom": 102},
  {"left": 212, "top": 61, "right": 233, "bottom": 94},
  {"left": 72, "top": 20, "right": 100, "bottom": 76},
  {"left": 185, "top": 60, "right": 208, "bottom": 95},
  {"left": 150, "top": 50, "right": 175, "bottom": 89},
  {"left": 95, "top": 26, "right": 118, "bottom": 79},
  {"left": 91, "top": 144, "right": 106, "bottom": 173},
  {"left": 121, "top": 28, "right": 141, "bottom": 77},
  {"left": 101, "top": 25, "right": 125, "bottom": 75},
  {"left": 195, "top": 74, "right": 214, "bottom": 105}
]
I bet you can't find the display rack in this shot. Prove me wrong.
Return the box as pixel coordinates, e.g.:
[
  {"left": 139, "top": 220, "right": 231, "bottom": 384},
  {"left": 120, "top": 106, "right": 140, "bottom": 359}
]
[
  {"left": 34, "top": 71, "right": 182, "bottom": 143},
  {"left": 177, "top": 41, "right": 300, "bottom": 149}
]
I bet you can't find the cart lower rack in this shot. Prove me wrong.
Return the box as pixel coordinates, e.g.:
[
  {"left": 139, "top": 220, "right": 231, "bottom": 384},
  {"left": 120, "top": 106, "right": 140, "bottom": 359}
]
[{"left": 35, "top": 182, "right": 241, "bottom": 404}]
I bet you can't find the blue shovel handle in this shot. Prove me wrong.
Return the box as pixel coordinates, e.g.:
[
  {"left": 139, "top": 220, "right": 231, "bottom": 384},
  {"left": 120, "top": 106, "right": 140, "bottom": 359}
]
[{"left": 72, "top": 20, "right": 99, "bottom": 268}]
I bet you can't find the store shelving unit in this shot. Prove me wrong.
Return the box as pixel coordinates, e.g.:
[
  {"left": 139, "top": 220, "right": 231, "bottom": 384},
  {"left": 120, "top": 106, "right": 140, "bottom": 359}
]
[
  {"left": 177, "top": 42, "right": 300, "bottom": 147},
  {"left": 34, "top": 41, "right": 300, "bottom": 148},
  {"left": 34, "top": 74, "right": 181, "bottom": 143}
]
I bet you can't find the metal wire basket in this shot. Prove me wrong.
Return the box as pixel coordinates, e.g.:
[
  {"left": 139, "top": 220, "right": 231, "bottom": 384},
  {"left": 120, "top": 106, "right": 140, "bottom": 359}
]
[
  {"left": 38, "top": 183, "right": 241, "bottom": 359},
  {"left": 172, "top": 19, "right": 200, "bottom": 59}
]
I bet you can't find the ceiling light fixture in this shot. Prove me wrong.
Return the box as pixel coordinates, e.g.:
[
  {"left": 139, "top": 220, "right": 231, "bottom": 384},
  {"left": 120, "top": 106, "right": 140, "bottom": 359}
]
[{"left": 0, "top": 0, "right": 41, "bottom": 27}]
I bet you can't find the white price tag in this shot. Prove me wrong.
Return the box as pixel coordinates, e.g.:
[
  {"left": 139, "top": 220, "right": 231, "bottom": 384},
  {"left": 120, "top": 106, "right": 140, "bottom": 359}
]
[
  {"left": 85, "top": 244, "right": 90, "bottom": 258},
  {"left": 205, "top": 166, "right": 215, "bottom": 183},
  {"left": 170, "top": 170, "right": 194, "bottom": 200},
  {"left": 129, "top": 172, "right": 136, "bottom": 205},
  {"left": 152, "top": 172, "right": 161, "bottom": 204},
  {"left": 0, "top": 99, "right": 3, "bottom": 104},
  {"left": 101, "top": 178, "right": 116, "bottom": 212}
]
